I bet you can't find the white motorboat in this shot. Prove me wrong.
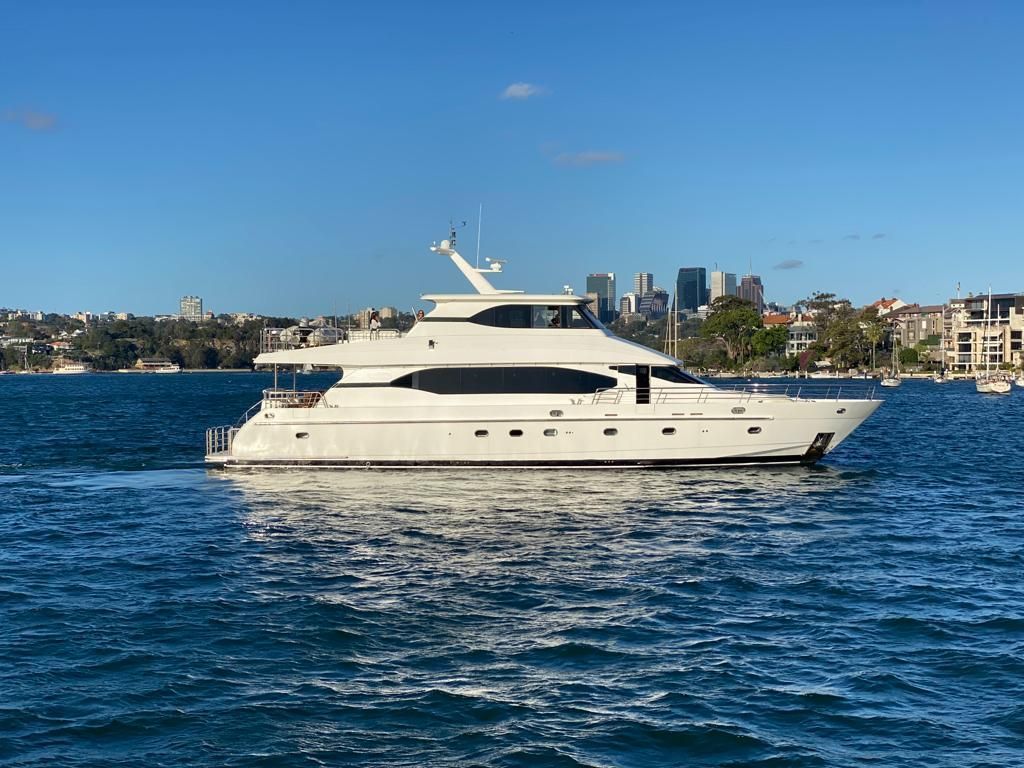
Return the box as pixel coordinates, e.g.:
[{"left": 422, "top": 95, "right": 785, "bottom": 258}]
[
  {"left": 1015, "top": 375, "right": 1024, "bottom": 388},
  {"left": 51, "top": 358, "right": 92, "bottom": 375},
  {"left": 118, "top": 358, "right": 182, "bottom": 373},
  {"left": 205, "top": 230, "right": 882, "bottom": 469}
]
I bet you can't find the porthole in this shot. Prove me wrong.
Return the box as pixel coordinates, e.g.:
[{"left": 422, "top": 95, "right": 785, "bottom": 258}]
[
  {"left": 747, "top": 426, "right": 762, "bottom": 435},
  {"left": 509, "top": 429, "right": 523, "bottom": 437},
  {"left": 544, "top": 428, "right": 557, "bottom": 437},
  {"left": 550, "top": 409, "right": 564, "bottom": 417},
  {"left": 475, "top": 430, "right": 489, "bottom": 438},
  {"left": 836, "top": 408, "right": 847, "bottom": 414},
  {"left": 731, "top": 406, "right": 746, "bottom": 415},
  {"left": 604, "top": 428, "right": 618, "bottom": 436},
  {"left": 662, "top": 427, "right": 676, "bottom": 436},
  {"left": 295, "top": 432, "right": 309, "bottom": 439}
]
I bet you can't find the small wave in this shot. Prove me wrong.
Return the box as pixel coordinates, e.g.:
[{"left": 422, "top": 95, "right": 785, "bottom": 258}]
[{"left": 515, "top": 641, "right": 636, "bottom": 666}]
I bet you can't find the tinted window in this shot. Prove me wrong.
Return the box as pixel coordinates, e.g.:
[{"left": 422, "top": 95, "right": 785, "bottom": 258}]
[
  {"left": 391, "top": 367, "right": 616, "bottom": 394},
  {"left": 469, "top": 305, "right": 533, "bottom": 328},
  {"left": 469, "top": 304, "right": 598, "bottom": 329},
  {"left": 611, "top": 365, "right": 705, "bottom": 385}
]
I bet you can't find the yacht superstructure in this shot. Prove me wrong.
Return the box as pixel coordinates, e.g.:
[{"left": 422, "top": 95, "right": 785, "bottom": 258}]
[{"left": 206, "top": 233, "right": 881, "bottom": 469}]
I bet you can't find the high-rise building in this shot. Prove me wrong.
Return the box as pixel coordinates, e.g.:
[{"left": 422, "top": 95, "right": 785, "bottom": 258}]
[
  {"left": 180, "top": 295, "right": 204, "bottom": 322},
  {"left": 738, "top": 275, "right": 765, "bottom": 314},
  {"left": 634, "top": 272, "right": 654, "bottom": 296},
  {"left": 620, "top": 292, "right": 638, "bottom": 316},
  {"left": 710, "top": 271, "right": 737, "bottom": 303},
  {"left": 675, "top": 268, "right": 708, "bottom": 313},
  {"left": 586, "top": 273, "right": 617, "bottom": 323},
  {"left": 638, "top": 287, "right": 670, "bottom": 319}
]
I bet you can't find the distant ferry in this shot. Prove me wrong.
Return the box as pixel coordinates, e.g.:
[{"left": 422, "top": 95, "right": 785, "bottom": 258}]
[
  {"left": 51, "top": 358, "right": 92, "bottom": 375},
  {"left": 206, "top": 228, "right": 882, "bottom": 469},
  {"left": 118, "top": 358, "right": 182, "bottom": 374}
]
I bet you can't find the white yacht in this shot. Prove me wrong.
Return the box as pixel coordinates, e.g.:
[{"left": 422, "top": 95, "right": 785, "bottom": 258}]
[
  {"left": 118, "top": 358, "right": 182, "bottom": 373},
  {"left": 51, "top": 358, "right": 92, "bottom": 375},
  {"left": 205, "top": 233, "right": 882, "bottom": 469}
]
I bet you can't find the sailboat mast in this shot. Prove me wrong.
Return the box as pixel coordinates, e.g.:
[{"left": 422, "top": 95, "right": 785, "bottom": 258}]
[{"left": 985, "top": 286, "right": 992, "bottom": 376}]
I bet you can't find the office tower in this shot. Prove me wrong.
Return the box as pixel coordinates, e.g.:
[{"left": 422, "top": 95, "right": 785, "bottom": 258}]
[
  {"left": 675, "top": 268, "right": 708, "bottom": 313},
  {"left": 710, "top": 271, "right": 737, "bottom": 303},
  {"left": 634, "top": 272, "right": 654, "bottom": 296},
  {"left": 637, "top": 287, "right": 670, "bottom": 319},
  {"left": 180, "top": 295, "right": 204, "bottom": 322},
  {"left": 586, "top": 273, "right": 617, "bottom": 323},
  {"left": 620, "top": 292, "right": 638, "bottom": 316},
  {"left": 738, "top": 275, "right": 765, "bottom": 314}
]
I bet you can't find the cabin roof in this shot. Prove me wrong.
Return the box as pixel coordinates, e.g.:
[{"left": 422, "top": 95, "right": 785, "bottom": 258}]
[{"left": 421, "top": 293, "right": 586, "bottom": 305}]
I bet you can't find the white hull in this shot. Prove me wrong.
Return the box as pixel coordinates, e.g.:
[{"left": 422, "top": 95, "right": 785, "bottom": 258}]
[
  {"left": 976, "top": 379, "right": 1011, "bottom": 395},
  {"left": 879, "top": 378, "right": 901, "bottom": 388},
  {"left": 208, "top": 395, "right": 880, "bottom": 469}
]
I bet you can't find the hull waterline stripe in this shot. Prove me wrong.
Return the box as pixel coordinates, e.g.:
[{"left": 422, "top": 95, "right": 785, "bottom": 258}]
[{"left": 209, "top": 454, "right": 813, "bottom": 469}]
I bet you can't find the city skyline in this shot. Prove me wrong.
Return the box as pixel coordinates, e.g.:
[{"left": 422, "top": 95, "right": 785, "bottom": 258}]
[{"left": 4, "top": 3, "right": 1024, "bottom": 316}]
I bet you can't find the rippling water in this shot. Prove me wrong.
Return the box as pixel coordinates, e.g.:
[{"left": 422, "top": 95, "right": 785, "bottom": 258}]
[{"left": 2, "top": 374, "right": 1023, "bottom": 767}]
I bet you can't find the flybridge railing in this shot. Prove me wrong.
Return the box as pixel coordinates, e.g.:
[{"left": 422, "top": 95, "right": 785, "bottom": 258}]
[
  {"left": 591, "top": 383, "right": 877, "bottom": 405},
  {"left": 260, "top": 327, "right": 402, "bottom": 353}
]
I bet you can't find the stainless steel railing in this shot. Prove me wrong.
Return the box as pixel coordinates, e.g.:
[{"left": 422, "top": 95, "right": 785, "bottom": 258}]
[
  {"left": 260, "top": 388, "right": 326, "bottom": 408},
  {"left": 591, "top": 383, "right": 876, "bottom": 405},
  {"left": 205, "top": 425, "right": 238, "bottom": 456},
  {"left": 260, "top": 327, "right": 401, "bottom": 352}
]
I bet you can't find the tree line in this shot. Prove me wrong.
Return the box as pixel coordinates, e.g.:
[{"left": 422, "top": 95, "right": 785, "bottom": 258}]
[
  {"left": 612, "top": 292, "right": 908, "bottom": 372},
  {"left": 1, "top": 316, "right": 296, "bottom": 371}
]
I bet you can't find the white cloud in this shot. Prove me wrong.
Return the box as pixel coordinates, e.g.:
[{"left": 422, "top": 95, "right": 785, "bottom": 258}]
[
  {"left": 2, "top": 108, "right": 57, "bottom": 132},
  {"left": 501, "top": 82, "right": 545, "bottom": 100},
  {"left": 553, "top": 150, "right": 624, "bottom": 168}
]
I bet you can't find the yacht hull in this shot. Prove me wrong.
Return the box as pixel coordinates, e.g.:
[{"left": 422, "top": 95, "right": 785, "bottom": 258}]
[{"left": 207, "top": 398, "right": 880, "bottom": 469}]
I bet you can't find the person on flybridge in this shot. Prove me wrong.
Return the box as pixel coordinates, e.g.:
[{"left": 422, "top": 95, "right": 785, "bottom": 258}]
[{"left": 369, "top": 310, "right": 381, "bottom": 339}]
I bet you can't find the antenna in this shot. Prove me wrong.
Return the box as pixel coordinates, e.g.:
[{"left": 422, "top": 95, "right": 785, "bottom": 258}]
[
  {"left": 475, "top": 204, "right": 483, "bottom": 269},
  {"left": 448, "top": 219, "right": 466, "bottom": 249}
]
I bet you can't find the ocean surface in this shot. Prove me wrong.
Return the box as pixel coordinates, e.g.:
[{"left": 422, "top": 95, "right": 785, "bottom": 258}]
[{"left": 2, "top": 373, "right": 1023, "bottom": 767}]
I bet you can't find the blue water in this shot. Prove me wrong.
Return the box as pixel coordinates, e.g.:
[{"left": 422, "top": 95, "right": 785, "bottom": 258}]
[{"left": 2, "top": 374, "right": 1023, "bottom": 767}]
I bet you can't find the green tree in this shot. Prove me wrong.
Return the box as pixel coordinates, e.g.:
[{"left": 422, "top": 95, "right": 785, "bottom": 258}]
[
  {"left": 802, "top": 292, "right": 868, "bottom": 369},
  {"left": 899, "top": 347, "right": 919, "bottom": 365},
  {"left": 701, "top": 296, "right": 762, "bottom": 364},
  {"left": 861, "top": 307, "right": 885, "bottom": 370},
  {"left": 827, "top": 313, "right": 869, "bottom": 369},
  {"left": 751, "top": 324, "right": 789, "bottom": 358}
]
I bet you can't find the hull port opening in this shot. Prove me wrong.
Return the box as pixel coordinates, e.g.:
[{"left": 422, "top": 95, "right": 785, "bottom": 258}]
[{"left": 801, "top": 432, "right": 835, "bottom": 465}]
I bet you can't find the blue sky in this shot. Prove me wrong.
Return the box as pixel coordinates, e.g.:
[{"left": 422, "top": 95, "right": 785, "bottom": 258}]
[{"left": 3, "top": 1, "right": 1023, "bottom": 316}]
